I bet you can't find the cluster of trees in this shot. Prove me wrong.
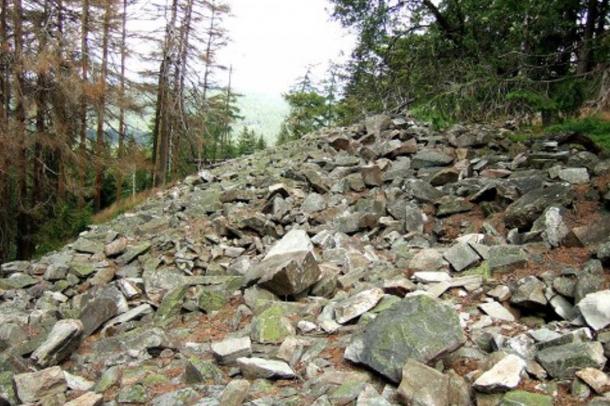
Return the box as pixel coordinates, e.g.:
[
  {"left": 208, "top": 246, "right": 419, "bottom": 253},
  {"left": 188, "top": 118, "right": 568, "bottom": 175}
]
[
  {"left": 324, "top": 0, "right": 610, "bottom": 125},
  {"left": 0, "top": 0, "right": 254, "bottom": 262},
  {"left": 277, "top": 65, "right": 340, "bottom": 143}
]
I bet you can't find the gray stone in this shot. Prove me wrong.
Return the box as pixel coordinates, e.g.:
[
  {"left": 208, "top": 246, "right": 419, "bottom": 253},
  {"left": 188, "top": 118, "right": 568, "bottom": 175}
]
[
  {"left": 558, "top": 167, "right": 589, "bottom": 184},
  {"left": 398, "top": 359, "right": 449, "bottom": 406},
  {"left": 236, "top": 357, "right": 296, "bottom": 379},
  {"left": 219, "top": 379, "right": 250, "bottom": 406},
  {"left": 473, "top": 354, "right": 526, "bottom": 393},
  {"left": 577, "top": 290, "right": 610, "bottom": 331},
  {"left": 412, "top": 149, "right": 454, "bottom": 169},
  {"left": 443, "top": 243, "right": 480, "bottom": 272},
  {"left": 31, "top": 319, "right": 83, "bottom": 367},
  {"left": 479, "top": 301, "right": 515, "bottom": 322},
  {"left": 13, "top": 366, "right": 67, "bottom": 404},
  {"left": 257, "top": 251, "right": 320, "bottom": 296},
  {"left": 64, "top": 392, "right": 103, "bottom": 406},
  {"left": 597, "top": 241, "right": 610, "bottom": 264},
  {"left": 80, "top": 296, "right": 119, "bottom": 337},
  {"left": 264, "top": 229, "right": 313, "bottom": 260},
  {"left": 510, "top": 276, "right": 547, "bottom": 310},
  {"left": 536, "top": 341, "right": 606, "bottom": 379},
  {"left": 334, "top": 288, "right": 384, "bottom": 324},
  {"left": 211, "top": 336, "right": 252, "bottom": 364},
  {"left": 355, "top": 295, "right": 465, "bottom": 383},
  {"left": 505, "top": 184, "right": 572, "bottom": 230},
  {"left": 488, "top": 245, "right": 528, "bottom": 273}
]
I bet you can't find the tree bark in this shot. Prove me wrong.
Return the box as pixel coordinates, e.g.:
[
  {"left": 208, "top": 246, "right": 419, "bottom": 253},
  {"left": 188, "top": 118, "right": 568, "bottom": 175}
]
[
  {"left": 79, "top": 0, "right": 90, "bottom": 206},
  {"left": 95, "top": 0, "right": 112, "bottom": 211}
]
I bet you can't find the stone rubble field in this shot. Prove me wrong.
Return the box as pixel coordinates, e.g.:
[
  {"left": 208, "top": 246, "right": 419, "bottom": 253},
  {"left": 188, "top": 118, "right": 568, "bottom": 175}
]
[{"left": 1, "top": 113, "right": 610, "bottom": 405}]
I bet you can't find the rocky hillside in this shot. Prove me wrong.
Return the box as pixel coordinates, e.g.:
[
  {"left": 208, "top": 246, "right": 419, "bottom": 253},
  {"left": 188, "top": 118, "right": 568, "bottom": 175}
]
[{"left": 1, "top": 113, "right": 610, "bottom": 406}]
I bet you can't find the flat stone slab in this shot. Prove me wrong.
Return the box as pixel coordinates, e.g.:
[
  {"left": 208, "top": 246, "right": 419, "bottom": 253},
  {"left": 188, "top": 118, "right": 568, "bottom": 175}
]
[
  {"left": 577, "top": 290, "right": 610, "bottom": 331},
  {"left": 473, "top": 354, "right": 526, "bottom": 393},
  {"left": 353, "top": 295, "right": 465, "bottom": 383},
  {"left": 211, "top": 336, "right": 252, "bottom": 365},
  {"left": 334, "top": 288, "right": 384, "bottom": 324},
  {"left": 236, "top": 357, "right": 296, "bottom": 379}
]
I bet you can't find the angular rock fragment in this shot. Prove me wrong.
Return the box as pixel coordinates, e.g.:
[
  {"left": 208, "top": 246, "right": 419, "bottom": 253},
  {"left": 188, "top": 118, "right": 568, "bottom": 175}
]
[
  {"left": 473, "top": 354, "right": 526, "bottom": 393},
  {"left": 398, "top": 359, "right": 449, "bottom": 406},
  {"left": 354, "top": 295, "right": 465, "bottom": 383},
  {"left": 211, "top": 336, "right": 252, "bottom": 365},
  {"left": 536, "top": 341, "right": 606, "bottom": 379},
  {"left": 13, "top": 366, "right": 67, "bottom": 404},
  {"left": 219, "top": 379, "right": 251, "bottom": 406},
  {"left": 236, "top": 357, "right": 296, "bottom": 379},
  {"left": 334, "top": 288, "right": 384, "bottom": 324},
  {"left": 31, "top": 319, "right": 83, "bottom": 367},
  {"left": 577, "top": 290, "right": 610, "bottom": 331},
  {"left": 443, "top": 242, "right": 480, "bottom": 272}
]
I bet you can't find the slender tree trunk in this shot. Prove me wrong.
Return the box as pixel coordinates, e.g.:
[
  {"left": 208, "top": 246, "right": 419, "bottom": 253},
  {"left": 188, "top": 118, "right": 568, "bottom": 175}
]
[
  {"left": 152, "top": 0, "right": 178, "bottom": 186},
  {"left": 13, "top": 0, "right": 32, "bottom": 259},
  {"left": 116, "top": 0, "right": 128, "bottom": 201},
  {"left": 95, "top": 0, "right": 112, "bottom": 211},
  {"left": 79, "top": 0, "right": 90, "bottom": 206},
  {"left": 201, "top": 6, "right": 217, "bottom": 160},
  {"left": 0, "top": 0, "right": 9, "bottom": 262},
  {"left": 578, "top": 0, "right": 599, "bottom": 74},
  {"left": 54, "top": 0, "right": 66, "bottom": 200}
]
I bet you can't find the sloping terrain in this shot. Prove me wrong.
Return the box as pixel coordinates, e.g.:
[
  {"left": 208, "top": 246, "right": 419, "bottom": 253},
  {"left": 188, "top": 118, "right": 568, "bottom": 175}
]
[{"left": 1, "top": 113, "right": 610, "bottom": 405}]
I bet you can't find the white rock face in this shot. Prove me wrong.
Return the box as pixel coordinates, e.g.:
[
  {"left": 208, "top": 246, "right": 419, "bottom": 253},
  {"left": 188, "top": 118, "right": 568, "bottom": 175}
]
[
  {"left": 31, "top": 319, "right": 83, "bottom": 367},
  {"left": 473, "top": 354, "right": 526, "bottom": 393},
  {"left": 264, "top": 229, "right": 313, "bottom": 260},
  {"left": 211, "top": 336, "right": 252, "bottom": 364},
  {"left": 558, "top": 167, "right": 589, "bottom": 184},
  {"left": 412, "top": 271, "right": 451, "bottom": 283},
  {"left": 577, "top": 290, "right": 610, "bottom": 330},
  {"left": 334, "top": 288, "right": 384, "bottom": 324},
  {"left": 13, "top": 366, "right": 67, "bottom": 404},
  {"left": 237, "top": 357, "right": 296, "bottom": 379},
  {"left": 479, "top": 301, "right": 515, "bottom": 322}
]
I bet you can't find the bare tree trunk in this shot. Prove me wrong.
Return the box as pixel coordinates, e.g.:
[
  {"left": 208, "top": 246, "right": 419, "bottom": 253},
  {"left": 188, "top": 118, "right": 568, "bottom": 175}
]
[
  {"left": 0, "top": 0, "right": 9, "bottom": 262},
  {"left": 79, "top": 0, "right": 90, "bottom": 206},
  {"left": 201, "top": 5, "right": 217, "bottom": 160},
  {"left": 95, "top": 0, "right": 112, "bottom": 211},
  {"left": 152, "top": 0, "right": 178, "bottom": 186},
  {"left": 116, "top": 0, "right": 128, "bottom": 201},
  {"left": 13, "top": 0, "right": 32, "bottom": 259}
]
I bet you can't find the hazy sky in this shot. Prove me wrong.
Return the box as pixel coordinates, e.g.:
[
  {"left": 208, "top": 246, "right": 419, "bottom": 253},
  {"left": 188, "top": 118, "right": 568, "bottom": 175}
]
[{"left": 217, "top": 0, "right": 356, "bottom": 96}]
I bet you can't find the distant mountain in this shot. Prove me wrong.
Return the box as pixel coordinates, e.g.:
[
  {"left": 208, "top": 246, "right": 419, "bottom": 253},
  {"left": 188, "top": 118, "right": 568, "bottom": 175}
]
[
  {"left": 99, "top": 91, "right": 288, "bottom": 147},
  {"left": 234, "top": 92, "right": 289, "bottom": 143}
]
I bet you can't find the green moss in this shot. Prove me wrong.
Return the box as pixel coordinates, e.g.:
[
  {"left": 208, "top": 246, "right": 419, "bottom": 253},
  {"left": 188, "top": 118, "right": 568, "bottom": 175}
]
[
  {"left": 155, "top": 286, "right": 187, "bottom": 322},
  {"left": 198, "top": 286, "right": 229, "bottom": 313},
  {"left": 500, "top": 390, "right": 553, "bottom": 406},
  {"left": 464, "top": 261, "right": 491, "bottom": 281},
  {"left": 546, "top": 116, "right": 610, "bottom": 151},
  {"left": 250, "top": 304, "right": 293, "bottom": 344},
  {"left": 143, "top": 374, "right": 169, "bottom": 386}
]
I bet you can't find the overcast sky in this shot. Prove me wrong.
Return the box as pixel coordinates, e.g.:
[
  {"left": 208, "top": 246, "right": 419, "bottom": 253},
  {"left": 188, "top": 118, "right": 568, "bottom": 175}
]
[{"left": 217, "top": 0, "right": 356, "bottom": 96}]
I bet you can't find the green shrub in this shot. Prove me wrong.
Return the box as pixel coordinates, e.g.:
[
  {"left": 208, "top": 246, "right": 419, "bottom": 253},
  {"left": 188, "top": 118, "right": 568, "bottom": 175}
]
[{"left": 546, "top": 117, "right": 610, "bottom": 151}]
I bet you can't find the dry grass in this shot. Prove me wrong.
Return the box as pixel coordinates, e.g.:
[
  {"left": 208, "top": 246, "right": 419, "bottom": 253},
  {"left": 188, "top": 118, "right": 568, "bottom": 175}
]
[{"left": 92, "top": 188, "right": 162, "bottom": 224}]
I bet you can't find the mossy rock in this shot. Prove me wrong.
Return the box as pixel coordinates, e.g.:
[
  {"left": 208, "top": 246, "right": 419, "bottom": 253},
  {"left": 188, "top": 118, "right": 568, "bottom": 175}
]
[
  {"left": 250, "top": 304, "right": 294, "bottom": 344},
  {"left": 198, "top": 286, "right": 229, "bottom": 313},
  {"left": 184, "top": 357, "right": 225, "bottom": 384},
  {"left": 155, "top": 286, "right": 187, "bottom": 322},
  {"left": 358, "top": 295, "right": 465, "bottom": 383},
  {"left": 500, "top": 390, "right": 553, "bottom": 406},
  {"left": 117, "top": 384, "right": 147, "bottom": 404}
]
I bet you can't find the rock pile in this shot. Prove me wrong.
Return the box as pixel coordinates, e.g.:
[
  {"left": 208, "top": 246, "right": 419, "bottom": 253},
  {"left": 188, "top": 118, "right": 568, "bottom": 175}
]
[{"left": 1, "top": 113, "right": 610, "bottom": 405}]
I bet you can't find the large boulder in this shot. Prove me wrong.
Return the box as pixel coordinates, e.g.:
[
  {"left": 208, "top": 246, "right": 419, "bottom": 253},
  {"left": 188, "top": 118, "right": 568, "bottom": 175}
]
[
  {"left": 13, "top": 366, "right": 67, "bottom": 404},
  {"left": 253, "top": 230, "right": 320, "bottom": 296},
  {"left": 351, "top": 295, "right": 465, "bottom": 383},
  {"left": 504, "top": 184, "right": 572, "bottom": 230},
  {"left": 31, "top": 319, "right": 83, "bottom": 367}
]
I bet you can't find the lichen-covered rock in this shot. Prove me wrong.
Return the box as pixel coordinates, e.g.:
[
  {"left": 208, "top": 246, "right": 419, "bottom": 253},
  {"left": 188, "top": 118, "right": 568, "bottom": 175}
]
[
  {"left": 13, "top": 366, "right": 67, "bottom": 404},
  {"left": 536, "top": 342, "right": 606, "bottom": 379},
  {"left": 354, "top": 295, "right": 465, "bottom": 383},
  {"left": 250, "top": 304, "right": 295, "bottom": 344}
]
